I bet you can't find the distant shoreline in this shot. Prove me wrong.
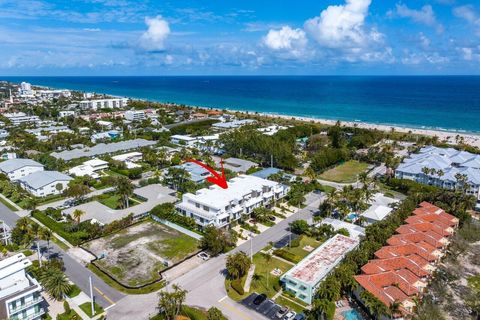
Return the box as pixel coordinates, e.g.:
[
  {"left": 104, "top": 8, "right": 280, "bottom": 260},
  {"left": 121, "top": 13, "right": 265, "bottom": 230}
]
[{"left": 8, "top": 79, "right": 480, "bottom": 148}]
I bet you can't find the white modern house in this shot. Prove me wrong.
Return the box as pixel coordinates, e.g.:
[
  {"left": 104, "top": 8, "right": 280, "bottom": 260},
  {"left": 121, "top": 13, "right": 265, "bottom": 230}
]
[
  {"left": 58, "top": 110, "right": 75, "bottom": 118},
  {"left": 112, "top": 152, "right": 142, "bottom": 169},
  {"left": 79, "top": 98, "right": 128, "bottom": 110},
  {"left": 281, "top": 234, "right": 359, "bottom": 304},
  {"left": 3, "top": 113, "right": 40, "bottom": 126},
  {"left": 170, "top": 135, "right": 198, "bottom": 146},
  {"left": 0, "top": 159, "right": 44, "bottom": 181},
  {"left": 18, "top": 171, "right": 72, "bottom": 197},
  {"left": 176, "top": 174, "right": 289, "bottom": 228},
  {"left": 0, "top": 254, "right": 45, "bottom": 320},
  {"left": 26, "top": 126, "right": 73, "bottom": 138},
  {"left": 395, "top": 146, "right": 480, "bottom": 200},
  {"left": 68, "top": 158, "right": 108, "bottom": 178},
  {"left": 124, "top": 110, "right": 146, "bottom": 121}
]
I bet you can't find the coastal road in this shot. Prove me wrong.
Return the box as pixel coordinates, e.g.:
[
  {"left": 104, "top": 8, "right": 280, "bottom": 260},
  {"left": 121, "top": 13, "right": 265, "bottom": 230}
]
[
  {"left": 107, "top": 192, "right": 324, "bottom": 320},
  {"left": 0, "top": 201, "right": 124, "bottom": 309}
]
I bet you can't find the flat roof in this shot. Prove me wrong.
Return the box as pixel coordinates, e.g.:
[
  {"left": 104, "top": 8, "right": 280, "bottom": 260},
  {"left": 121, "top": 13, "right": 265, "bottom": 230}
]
[
  {"left": 282, "top": 234, "right": 358, "bottom": 286},
  {"left": 51, "top": 139, "right": 156, "bottom": 161},
  {"left": 183, "top": 174, "right": 279, "bottom": 210}
]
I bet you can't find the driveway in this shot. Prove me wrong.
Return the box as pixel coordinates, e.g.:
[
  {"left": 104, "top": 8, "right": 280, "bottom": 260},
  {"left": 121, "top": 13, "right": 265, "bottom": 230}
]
[
  {"left": 107, "top": 192, "right": 324, "bottom": 320},
  {"left": 63, "top": 184, "right": 176, "bottom": 224}
]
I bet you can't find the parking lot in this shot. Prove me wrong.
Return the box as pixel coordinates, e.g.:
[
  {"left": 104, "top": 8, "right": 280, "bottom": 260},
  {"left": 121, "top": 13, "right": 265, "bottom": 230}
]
[{"left": 241, "top": 293, "right": 303, "bottom": 320}]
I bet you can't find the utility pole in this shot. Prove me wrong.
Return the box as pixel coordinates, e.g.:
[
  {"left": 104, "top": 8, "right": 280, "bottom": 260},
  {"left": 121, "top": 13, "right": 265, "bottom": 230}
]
[
  {"left": 89, "top": 276, "right": 95, "bottom": 317},
  {"left": 271, "top": 154, "right": 273, "bottom": 168}
]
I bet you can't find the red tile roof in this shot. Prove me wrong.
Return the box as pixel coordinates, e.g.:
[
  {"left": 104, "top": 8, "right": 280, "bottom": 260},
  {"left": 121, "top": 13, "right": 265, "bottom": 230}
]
[{"left": 355, "top": 202, "right": 457, "bottom": 316}]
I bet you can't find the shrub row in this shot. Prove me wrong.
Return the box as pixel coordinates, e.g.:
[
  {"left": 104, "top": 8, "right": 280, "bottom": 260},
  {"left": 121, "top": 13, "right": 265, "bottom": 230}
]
[{"left": 273, "top": 249, "right": 300, "bottom": 263}]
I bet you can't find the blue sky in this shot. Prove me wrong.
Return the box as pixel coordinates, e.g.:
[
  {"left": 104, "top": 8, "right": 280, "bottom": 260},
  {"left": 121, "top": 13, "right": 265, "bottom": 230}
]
[{"left": 1, "top": 0, "right": 480, "bottom": 75}]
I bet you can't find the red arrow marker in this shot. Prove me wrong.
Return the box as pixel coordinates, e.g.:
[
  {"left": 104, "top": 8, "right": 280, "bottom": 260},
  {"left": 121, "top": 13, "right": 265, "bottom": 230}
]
[{"left": 186, "top": 158, "right": 229, "bottom": 189}]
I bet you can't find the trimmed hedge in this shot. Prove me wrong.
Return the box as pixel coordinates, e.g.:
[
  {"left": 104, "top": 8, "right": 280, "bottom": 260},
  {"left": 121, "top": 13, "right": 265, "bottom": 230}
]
[
  {"left": 273, "top": 249, "right": 301, "bottom": 263},
  {"left": 231, "top": 278, "right": 245, "bottom": 295},
  {"left": 31, "top": 211, "right": 82, "bottom": 245}
]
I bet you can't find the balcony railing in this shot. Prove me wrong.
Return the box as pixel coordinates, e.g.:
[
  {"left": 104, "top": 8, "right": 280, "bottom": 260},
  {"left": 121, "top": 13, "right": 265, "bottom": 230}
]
[
  {"left": 10, "top": 307, "right": 45, "bottom": 320},
  {"left": 9, "top": 297, "right": 44, "bottom": 314}
]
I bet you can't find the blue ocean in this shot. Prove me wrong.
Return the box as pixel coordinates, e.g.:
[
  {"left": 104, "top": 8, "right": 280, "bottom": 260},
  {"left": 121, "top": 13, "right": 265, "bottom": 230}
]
[{"left": 4, "top": 76, "right": 480, "bottom": 133}]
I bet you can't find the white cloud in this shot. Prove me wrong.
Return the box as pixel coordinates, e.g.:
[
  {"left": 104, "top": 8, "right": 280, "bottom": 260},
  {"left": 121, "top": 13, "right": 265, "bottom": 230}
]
[
  {"left": 395, "top": 4, "right": 444, "bottom": 33},
  {"left": 459, "top": 47, "right": 480, "bottom": 61},
  {"left": 453, "top": 5, "right": 480, "bottom": 36},
  {"left": 263, "top": 26, "right": 307, "bottom": 50},
  {"left": 303, "top": 0, "right": 378, "bottom": 48},
  {"left": 139, "top": 16, "right": 170, "bottom": 51},
  {"left": 419, "top": 32, "right": 430, "bottom": 49}
]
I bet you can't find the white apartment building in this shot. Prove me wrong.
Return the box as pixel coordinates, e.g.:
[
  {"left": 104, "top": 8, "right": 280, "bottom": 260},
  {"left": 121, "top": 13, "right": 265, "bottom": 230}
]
[
  {"left": 79, "top": 98, "right": 129, "bottom": 110},
  {"left": 281, "top": 234, "right": 359, "bottom": 304},
  {"left": 176, "top": 174, "right": 290, "bottom": 228},
  {"left": 395, "top": 146, "right": 480, "bottom": 200},
  {"left": 124, "top": 110, "right": 146, "bottom": 121},
  {"left": 3, "top": 113, "right": 40, "bottom": 126},
  {"left": 170, "top": 135, "right": 198, "bottom": 146},
  {"left": 18, "top": 171, "right": 72, "bottom": 197},
  {"left": 68, "top": 158, "right": 108, "bottom": 178},
  {"left": 0, "top": 254, "right": 45, "bottom": 320},
  {"left": 0, "top": 159, "right": 44, "bottom": 181}
]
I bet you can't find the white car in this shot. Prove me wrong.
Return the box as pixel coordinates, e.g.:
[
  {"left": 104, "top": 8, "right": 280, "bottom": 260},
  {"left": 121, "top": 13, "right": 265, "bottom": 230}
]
[
  {"left": 197, "top": 252, "right": 210, "bottom": 261},
  {"left": 283, "top": 311, "right": 297, "bottom": 320}
]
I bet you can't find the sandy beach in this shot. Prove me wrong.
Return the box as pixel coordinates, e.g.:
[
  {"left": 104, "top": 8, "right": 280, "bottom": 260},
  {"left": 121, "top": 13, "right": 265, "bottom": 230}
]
[{"left": 206, "top": 106, "right": 480, "bottom": 149}]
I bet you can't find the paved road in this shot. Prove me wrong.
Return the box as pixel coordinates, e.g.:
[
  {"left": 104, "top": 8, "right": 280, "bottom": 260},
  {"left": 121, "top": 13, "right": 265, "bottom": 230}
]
[
  {"left": 108, "top": 192, "right": 324, "bottom": 320},
  {"left": 0, "top": 200, "right": 124, "bottom": 309}
]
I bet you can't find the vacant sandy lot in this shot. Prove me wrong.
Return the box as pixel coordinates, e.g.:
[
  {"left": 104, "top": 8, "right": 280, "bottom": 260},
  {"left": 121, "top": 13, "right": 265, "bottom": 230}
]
[{"left": 84, "top": 221, "right": 199, "bottom": 286}]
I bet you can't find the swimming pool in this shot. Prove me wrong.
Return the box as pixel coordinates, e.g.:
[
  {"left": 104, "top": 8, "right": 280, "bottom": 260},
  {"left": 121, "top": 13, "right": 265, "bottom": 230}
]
[
  {"left": 342, "top": 309, "right": 365, "bottom": 320},
  {"left": 346, "top": 213, "right": 359, "bottom": 221}
]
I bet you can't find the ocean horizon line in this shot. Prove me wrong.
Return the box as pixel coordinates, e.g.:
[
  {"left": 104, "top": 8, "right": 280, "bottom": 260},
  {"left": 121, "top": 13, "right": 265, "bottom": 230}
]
[{"left": 3, "top": 76, "right": 480, "bottom": 135}]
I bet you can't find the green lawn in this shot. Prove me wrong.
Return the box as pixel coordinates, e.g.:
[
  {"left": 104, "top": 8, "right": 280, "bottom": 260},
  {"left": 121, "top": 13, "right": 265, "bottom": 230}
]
[
  {"left": 280, "top": 236, "right": 323, "bottom": 260},
  {"left": 226, "top": 252, "right": 293, "bottom": 301},
  {"left": 66, "top": 284, "right": 81, "bottom": 298},
  {"left": 96, "top": 193, "right": 143, "bottom": 209},
  {"left": 319, "top": 160, "right": 369, "bottom": 183},
  {"left": 0, "top": 196, "right": 18, "bottom": 211},
  {"left": 79, "top": 302, "right": 104, "bottom": 318},
  {"left": 275, "top": 295, "right": 308, "bottom": 314},
  {"left": 56, "top": 309, "right": 81, "bottom": 320},
  {"left": 148, "top": 235, "right": 199, "bottom": 260}
]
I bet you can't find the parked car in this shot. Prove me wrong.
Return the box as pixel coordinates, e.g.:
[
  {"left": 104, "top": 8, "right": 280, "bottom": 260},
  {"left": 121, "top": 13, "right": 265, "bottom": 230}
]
[
  {"left": 293, "top": 314, "right": 305, "bottom": 320},
  {"left": 276, "top": 306, "right": 289, "bottom": 318},
  {"left": 197, "top": 252, "right": 210, "bottom": 261},
  {"left": 253, "top": 294, "right": 267, "bottom": 306},
  {"left": 283, "top": 311, "right": 296, "bottom": 320}
]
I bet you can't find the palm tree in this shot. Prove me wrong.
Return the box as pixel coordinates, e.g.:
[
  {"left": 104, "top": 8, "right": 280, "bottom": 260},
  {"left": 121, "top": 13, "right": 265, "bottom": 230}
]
[
  {"left": 115, "top": 176, "right": 134, "bottom": 208},
  {"left": 389, "top": 300, "right": 402, "bottom": 317},
  {"left": 39, "top": 268, "right": 72, "bottom": 301},
  {"left": 251, "top": 273, "right": 263, "bottom": 286},
  {"left": 40, "top": 228, "right": 53, "bottom": 256},
  {"left": 72, "top": 209, "right": 85, "bottom": 224}
]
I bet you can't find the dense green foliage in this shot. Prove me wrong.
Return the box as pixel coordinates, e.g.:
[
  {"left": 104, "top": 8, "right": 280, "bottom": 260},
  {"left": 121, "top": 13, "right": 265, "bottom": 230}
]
[
  {"left": 220, "top": 127, "right": 298, "bottom": 170},
  {"left": 150, "top": 203, "right": 197, "bottom": 231},
  {"left": 200, "top": 225, "right": 237, "bottom": 256}
]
